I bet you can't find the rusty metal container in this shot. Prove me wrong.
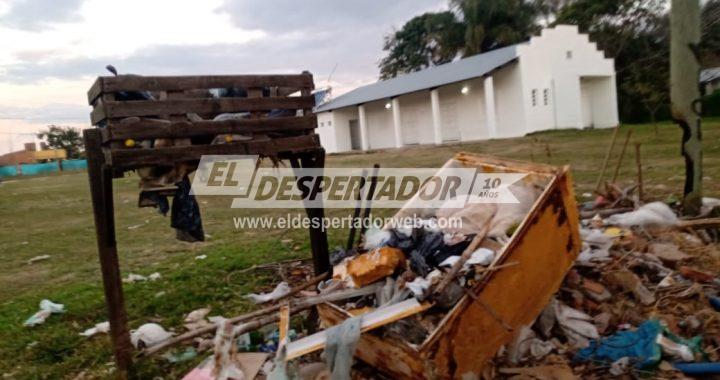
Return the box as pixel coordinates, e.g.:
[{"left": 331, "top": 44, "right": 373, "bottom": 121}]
[{"left": 317, "top": 152, "right": 581, "bottom": 379}]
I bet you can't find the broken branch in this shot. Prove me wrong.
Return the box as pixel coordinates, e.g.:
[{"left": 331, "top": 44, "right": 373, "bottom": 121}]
[
  {"left": 432, "top": 219, "right": 493, "bottom": 298},
  {"left": 141, "top": 282, "right": 383, "bottom": 356}
]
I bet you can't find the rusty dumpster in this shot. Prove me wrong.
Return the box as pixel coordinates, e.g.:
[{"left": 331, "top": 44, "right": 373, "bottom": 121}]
[{"left": 317, "top": 152, "right": 581, "bottom": 379}]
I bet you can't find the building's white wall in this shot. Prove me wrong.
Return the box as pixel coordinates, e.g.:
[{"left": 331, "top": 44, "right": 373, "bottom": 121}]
[
  {"left": 518, "top": 25, "right": 618, "bottom": 131},
  {"left": 493, "top": 64, "right": 527, "bottom": 138},
  {"left": 318, "top": 108, "right": 358, "bottom": 153},
  {"left": 318, "top": 75, "right": 508, "bottom": 152},
  {"left": 364, "top": 100, "right": 396, "bottom": 149},
  {"left": 587, "top": 75, "right": 619, "bottom": 128},
  {"left": 436, "top": 77, "right": 489, "bottom": 141},
  {"left": 316, "top": 112, "right": 337, "bottom": 153},
  {"left": 396, "top": 91, "right": 435, "bottom": 145},
  {"left": 579, "top": 76, "right": 618, "bottom": 128}
]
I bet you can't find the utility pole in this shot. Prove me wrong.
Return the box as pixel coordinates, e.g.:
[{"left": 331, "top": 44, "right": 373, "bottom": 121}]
[{"left": 670, "top": 0, "right": 703, "bottom": 215}]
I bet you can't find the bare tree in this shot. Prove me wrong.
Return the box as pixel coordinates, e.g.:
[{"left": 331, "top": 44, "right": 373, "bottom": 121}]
[{"left": 670, "top": 0, "right": 703, "bottom": 215}]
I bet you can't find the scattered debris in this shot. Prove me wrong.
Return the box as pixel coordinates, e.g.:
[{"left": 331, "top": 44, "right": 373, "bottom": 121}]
[
  {"left": 195, "top": 255, "right": 207, "bottom": 260},
  {"left": 127, "top": 220, "right": 149, "bottom": 230},
  {"left": 649, "top": 242, "right": 690, "bottom": 264},
  {"left": 678, "top": 266, "right": 718, "bottom": 284},
  {"left": 80, "top": 321, "right": 110, "bottom": 337},
  {"left": 346, "top": 247, "right": 405, "bottom": 287},
  {"left": 24, "top": 299, "right": 65, "bottom": 327},
  {"left": 162, "top": 347, "right": 197, "bottom": 363},
  {"left": 212, "top": 318, "right": 245, "bottom": 379},
  {"left": 184, "top": 308, "right": 212, "bottom": 331},
  {"left": 576, "top": 319, "right": 663, "bottom": 369},
  {"left": 123, "top": 272, "right": 161, "bottom": 283},
  {"left": 136, "top": 154, "right": 720, "bottom": 379},
  {"left": 673, "top": 362, "right": 720, "bottom": 376},
  {"left": 552, "top": 299, "right": 599, "bottom": 348},
  {"left": 182, "top": 352, "right": 268, "bottom": 380},
  {"left": 245, "top": 282, "right": 292, "bottom": 304},
  {"left": 362, "top": 226, "right": 391, "bottom": 250},
  {"left": 605, "top": 201, "right": 678, "bottom": 227},
  {"left": 498, "top": 364, "right": 577, "bottom": 380},
  {"left": 131, "top": 323, "right": 173, "bottom": 349},
  {"left": 604, "top": 269, "right": 656, "bottom": 306},
  {"left": 26, "top": 255, "right": 51, "bottom": 264}
]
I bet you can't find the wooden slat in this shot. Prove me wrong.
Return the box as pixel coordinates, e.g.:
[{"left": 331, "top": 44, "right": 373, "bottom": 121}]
[
  {"left": 286, "top": 299, "right": 431, "bottom": 360},
  {"left": 300, "top": 71, "right": 315, "bottom": 117},
  {"left": 108, "top": 134, "right": 320, "bottom": 167},
  {"left": 100, "top": 74, "right": 313, "bottom": 94},
  {"left": 92, "top": 96, "right": 314, "bottom": 124},
  {"left": 90, "top": 104, "right": 106, "bottom": 125},
  {"left": 87, "top": 77, "right": 104, "bottom": 104},
  {"left": 101, "top": 115, "right": 317, "bottom": 142}
]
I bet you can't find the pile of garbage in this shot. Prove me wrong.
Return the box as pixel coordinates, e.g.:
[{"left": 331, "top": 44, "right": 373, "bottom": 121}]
[
  {"left": 147, "top": 167, "right": 714, "bottom": 378},
  {"left": 162, "top": 173, "right": 552, "bottom": 379},
  {"left": 482, "top": 200, "right": 720, "bottom": 378},
  {"left": 203, "top": 201, "right": 716, "bottom": 379},
  {"left": 76, "top": 148, "right": 718, "bottom": 379}
]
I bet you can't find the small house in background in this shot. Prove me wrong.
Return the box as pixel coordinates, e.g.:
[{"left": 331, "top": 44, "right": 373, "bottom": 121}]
[
  {"left": 314, "top": 25, "right": 619, "bottom": 153},
  {"left": 0, "top": 142, "right": 67, "bottom": 166},
  {"left": 701, "top": 67, "right": 720, "bottom": 95}
]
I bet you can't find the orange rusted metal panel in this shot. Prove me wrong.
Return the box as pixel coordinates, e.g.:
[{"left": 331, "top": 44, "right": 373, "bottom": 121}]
[{"left": 318, "top": 153, "right": 581, "bottom": 379}]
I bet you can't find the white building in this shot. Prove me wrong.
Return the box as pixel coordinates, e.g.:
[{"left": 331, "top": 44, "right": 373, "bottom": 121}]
[
  {"left": 315, "top": 25, "right": 619, "bottom": 153},
  {"left": 701, "top": 67, "right": 720, "bottom": 95}
]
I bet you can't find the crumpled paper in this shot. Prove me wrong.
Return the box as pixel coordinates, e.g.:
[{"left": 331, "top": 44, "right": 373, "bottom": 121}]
[{"left": 24, "top": 299, "right": 65, "bottom": 327}]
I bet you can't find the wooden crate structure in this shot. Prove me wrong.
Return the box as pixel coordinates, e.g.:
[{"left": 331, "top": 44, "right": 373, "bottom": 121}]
[
  {"left": 87, "top": 73, "right": 321, "bottom": 168},
  {"left": 317, "top": 153, "right": 581, "bottom": 379},
  {"left": 84, "top": 72, "right": 329, "bottom": 378}
]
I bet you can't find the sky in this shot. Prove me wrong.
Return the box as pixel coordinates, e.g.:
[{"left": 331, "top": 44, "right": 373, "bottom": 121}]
[{"left": 0, "top": 0, "right": 447, "bottom": 154}]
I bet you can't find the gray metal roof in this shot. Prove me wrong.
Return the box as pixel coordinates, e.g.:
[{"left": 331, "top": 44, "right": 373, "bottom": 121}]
[
  {"left": 701, "top": 67, "right": 720, "bottom": 84},
  {"left": 315, "top": 44, "right": 520, "bottom": 112}
]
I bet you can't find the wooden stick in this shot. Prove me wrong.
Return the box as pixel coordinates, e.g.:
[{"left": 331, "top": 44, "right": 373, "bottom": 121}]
[
  {"left": 635, "top": 143, "right": 643, "bottom": 202},
  {"left": 358, "top": 164, "right": 380, "bottom": 242},
  {"left": 610, "top": 129, "right": 633, "bottom": 184},
  {"left": 234, "top": 257, "right": 313, "bottom": 274},
  {"left": 432, "top": 219, "right": 493, "bottom": 298},
  {"left": 346, "top": 169, "right": 368, "bottom": 251},
  {"left": 473, "top": 261, "right": 519, "bottom": 274},
  {"left": 285, "top": 298, "right": 431, "bottom": 360},
  {"left": 141, "top": 283, "right": 383, "bottom": 356},
  {"left": 278, "top": 303, "right": 290, "bottom": 344},
  {"left": 579, "top": 207, "right": 634, "bottom": 219},
  {"left": 676, "top": 218, "right": 720, "bottom": 229},
  {"left": 595, "top": 125, "right": 621, "bottom": 192}
]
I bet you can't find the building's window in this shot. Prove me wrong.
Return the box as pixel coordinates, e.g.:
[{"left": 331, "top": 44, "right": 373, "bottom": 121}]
[
  {"left": 531, "top": 89, "right": 538, "bottom": 106},
  {"left": 566, "top": 50, "right": 572, "bottom": 59},
  {"left": 543, "top": 89, "right": 549, "bottom": 106},
  {"left": 328, "top": 120, "right": 332, "bottom": 126},
  {"left": 320, "top": 122, "right": 324, "bottom": 127}
]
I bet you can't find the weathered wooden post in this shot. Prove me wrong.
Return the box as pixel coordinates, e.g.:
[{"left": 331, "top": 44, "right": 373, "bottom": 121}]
[{"left": 670, "top": 0, "right": 703, "bottom": 215}]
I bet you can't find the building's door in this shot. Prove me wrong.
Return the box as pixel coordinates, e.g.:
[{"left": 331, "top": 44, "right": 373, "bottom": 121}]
[
  {"left": 441, "top": 99, "right": 461, "bottom": 142},
  {"left": 349, "top": 120, "right": 362, "bottom": 150},
  {"left": 402, "top": 108, "right": 420, "bottom": 144}
]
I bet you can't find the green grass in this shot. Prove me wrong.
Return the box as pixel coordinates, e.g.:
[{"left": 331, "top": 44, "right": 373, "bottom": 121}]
[{"left": 0, "top": 119, "right": 719, "bottom": 378}]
